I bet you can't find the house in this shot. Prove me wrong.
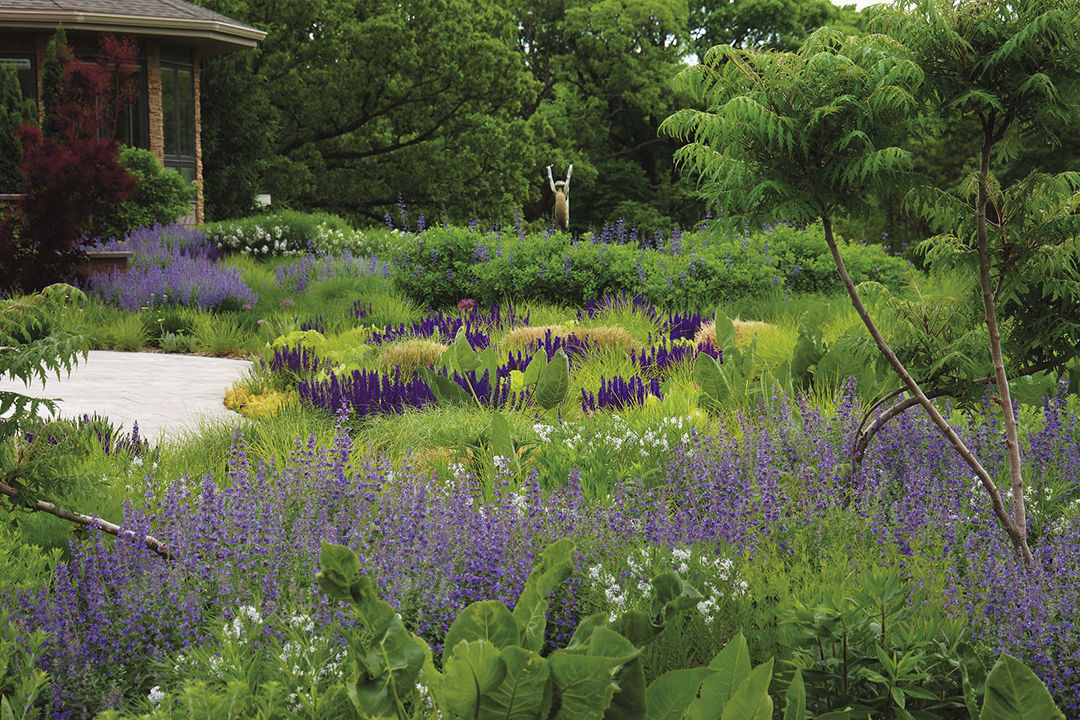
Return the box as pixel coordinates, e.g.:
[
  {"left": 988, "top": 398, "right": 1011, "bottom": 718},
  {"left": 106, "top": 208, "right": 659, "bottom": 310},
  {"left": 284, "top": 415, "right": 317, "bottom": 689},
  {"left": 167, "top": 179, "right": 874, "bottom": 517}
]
[{"left": 0, "top": 0, "right": 265, "bottom": 223}]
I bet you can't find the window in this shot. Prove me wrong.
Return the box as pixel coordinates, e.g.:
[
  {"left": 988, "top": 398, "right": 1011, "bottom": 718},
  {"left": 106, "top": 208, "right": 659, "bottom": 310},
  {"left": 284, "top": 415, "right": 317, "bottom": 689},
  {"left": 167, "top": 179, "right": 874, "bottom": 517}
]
[
  {"left": 161, "top": 62, "right": 195, "bottom": 183},
  {"left": 0, "top": 56, "right": 35, "bottom": 103},
  {"left": 118, "top": 62, "right": 149, "bottom": 149}
]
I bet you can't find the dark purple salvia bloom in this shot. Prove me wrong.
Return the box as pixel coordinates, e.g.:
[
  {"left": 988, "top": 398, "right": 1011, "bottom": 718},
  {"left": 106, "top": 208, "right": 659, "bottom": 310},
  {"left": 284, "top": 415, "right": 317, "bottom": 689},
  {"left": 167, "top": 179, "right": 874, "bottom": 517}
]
[
  {"left": 351, "top": 300, "right": 373, "bottom": 320},
  {"left": 299, "top": 368, "right": 436, "bottom": 416},
  {"left": 298, "top": 316, "right": 325, "bottom": 335},
  {"left": 367, "top": 305, "right": 527, "bottom": 348},
  {"left": 263, "top": 345, "right": 323, "bottom": 381},
  {"left": 299, "top": 365, "right": 527, "bottom": 417},
  {"left": 581, "top": 375, "right": 663, "bottom": 413},
  {"left": 516, "top": 330, "right": 593, "bottom": 366},
  {"left": 665, "top": 311, "right": 706, "bottom": 341},
  {"left": 631, "top": 343, "right": 716, "bottom": 376}
]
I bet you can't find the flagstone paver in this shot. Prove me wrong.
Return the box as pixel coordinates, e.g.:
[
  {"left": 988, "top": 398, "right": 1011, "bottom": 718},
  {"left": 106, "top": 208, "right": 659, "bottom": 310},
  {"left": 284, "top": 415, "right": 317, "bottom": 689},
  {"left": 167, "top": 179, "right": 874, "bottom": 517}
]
[{"left": 0, "top": 350, "right": 251, "bottom": 444}]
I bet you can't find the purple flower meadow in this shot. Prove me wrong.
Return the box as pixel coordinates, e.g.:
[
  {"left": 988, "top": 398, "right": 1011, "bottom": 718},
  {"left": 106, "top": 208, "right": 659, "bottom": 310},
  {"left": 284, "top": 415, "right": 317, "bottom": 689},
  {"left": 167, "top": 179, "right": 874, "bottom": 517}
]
[
  {"left": 87, "top": 224, "right": 257, "bottom": 312},
  {"left": 10, "top": 384, "right": 1080, "bottom": 716}
]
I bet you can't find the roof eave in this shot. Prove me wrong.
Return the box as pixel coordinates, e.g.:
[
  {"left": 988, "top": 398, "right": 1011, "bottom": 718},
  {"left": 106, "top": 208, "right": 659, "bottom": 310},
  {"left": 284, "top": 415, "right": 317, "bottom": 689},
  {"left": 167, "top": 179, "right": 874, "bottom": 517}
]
[{"left": 0, "top": 10, "right": 265, "bottom": 53}]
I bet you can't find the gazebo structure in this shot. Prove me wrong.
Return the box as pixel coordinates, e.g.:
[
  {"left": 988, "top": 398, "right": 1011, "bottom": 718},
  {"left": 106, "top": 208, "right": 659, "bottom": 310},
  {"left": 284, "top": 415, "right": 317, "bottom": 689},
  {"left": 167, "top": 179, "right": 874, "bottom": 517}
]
[{"left": 0, "top": 0, "right": 265, "bottom": 223}]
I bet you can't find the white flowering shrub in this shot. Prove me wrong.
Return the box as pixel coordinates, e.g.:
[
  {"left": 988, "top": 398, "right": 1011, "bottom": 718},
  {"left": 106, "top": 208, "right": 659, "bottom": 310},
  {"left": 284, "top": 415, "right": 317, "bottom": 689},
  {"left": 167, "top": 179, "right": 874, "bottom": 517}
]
[
  {"left": 584, "top": 544, "right": 747, "bottom": 626},
  {"left": 204, "top": 211, "right": 407, "bottom": 259}
]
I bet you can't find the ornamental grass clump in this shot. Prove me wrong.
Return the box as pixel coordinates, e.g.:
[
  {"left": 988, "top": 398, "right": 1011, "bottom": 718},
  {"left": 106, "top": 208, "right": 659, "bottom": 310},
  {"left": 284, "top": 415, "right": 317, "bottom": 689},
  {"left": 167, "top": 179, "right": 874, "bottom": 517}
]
[
  {"left": 273, "top": 250, "right": 389, "bottom": 294},
  {"left": 378, "top": 338, "right": 447, "bottom": 376}
]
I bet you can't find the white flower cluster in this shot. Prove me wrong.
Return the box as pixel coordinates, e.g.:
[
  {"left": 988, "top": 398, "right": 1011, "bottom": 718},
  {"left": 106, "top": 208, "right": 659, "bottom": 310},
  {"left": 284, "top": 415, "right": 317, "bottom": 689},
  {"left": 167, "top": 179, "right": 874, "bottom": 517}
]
[
  {"left": 223, "top": 604, "right": 263, "bottom": 639},
  {"left": 585, "top": 545, "right": 747, "bottom": 625},
  {"left": 533, "top": 423, "right": 554, "bottom": 443},
  {"left": 281, "top": 613, "right": 346, "bottom": 713},
  {"left": 213, "top": 224, "right": 303, "bottom": 258},
  {"left": 147, "top": 685, "right": 166, "bottom": 706},
  {"left": 560, "top": 414, "right": 693, "bottom": 459}
]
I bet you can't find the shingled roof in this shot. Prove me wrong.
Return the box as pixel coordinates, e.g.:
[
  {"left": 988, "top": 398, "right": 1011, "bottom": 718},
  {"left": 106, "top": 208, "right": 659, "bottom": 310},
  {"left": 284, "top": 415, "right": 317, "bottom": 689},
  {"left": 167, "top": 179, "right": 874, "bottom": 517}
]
[{"left": 0, "top": 0, "right": 265, "bottom": 52}]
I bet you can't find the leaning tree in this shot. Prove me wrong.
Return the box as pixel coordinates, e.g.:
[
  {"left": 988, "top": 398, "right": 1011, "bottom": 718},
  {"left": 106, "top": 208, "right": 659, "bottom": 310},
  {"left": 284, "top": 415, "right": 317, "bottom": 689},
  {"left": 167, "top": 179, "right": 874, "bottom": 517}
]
[{"left": 662, "top": 0, "right": 1080, "bottom": 566}]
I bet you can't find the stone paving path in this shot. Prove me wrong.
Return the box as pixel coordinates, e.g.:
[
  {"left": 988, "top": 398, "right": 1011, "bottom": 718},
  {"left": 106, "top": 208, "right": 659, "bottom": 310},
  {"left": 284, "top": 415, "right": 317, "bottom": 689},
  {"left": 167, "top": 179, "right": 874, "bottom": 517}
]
[{"left": 0, "top": 351, "right": 252, "bottom": 445}]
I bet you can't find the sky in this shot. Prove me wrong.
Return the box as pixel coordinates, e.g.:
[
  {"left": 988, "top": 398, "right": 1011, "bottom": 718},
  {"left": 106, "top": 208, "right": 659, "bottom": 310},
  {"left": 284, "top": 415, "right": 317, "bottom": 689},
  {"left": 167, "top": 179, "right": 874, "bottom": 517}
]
[{"left": 833, "top": 0, "right": 880, "bottom": 8}]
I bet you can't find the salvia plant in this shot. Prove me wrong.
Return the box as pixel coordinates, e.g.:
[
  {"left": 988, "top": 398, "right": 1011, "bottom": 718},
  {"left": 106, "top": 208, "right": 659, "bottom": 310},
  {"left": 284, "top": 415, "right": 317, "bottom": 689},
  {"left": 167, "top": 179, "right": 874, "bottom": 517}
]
[{"left": 581, "top": 375, "right": 664, "bottom": 413}]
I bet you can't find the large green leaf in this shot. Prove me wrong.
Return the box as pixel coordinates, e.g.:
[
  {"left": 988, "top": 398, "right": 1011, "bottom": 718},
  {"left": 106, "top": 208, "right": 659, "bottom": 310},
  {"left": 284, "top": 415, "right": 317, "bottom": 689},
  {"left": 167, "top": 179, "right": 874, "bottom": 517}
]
[
  {"left": 418, "top": 366, "right": 471, "bottom": 405},
  {"left": 479, "top": 346, "right": 500, "bottom": 402},
  {"left": 443, "top": 639, "right": 507, "bottom": 717},
  {"left": 535, "top": 348, "right": 570, "bottom": 410},
  {"left": 549, "top": 652, "right": 620, "bottom": 720},
  {"left": 491, "top": 410, "right": 517, "bottom": 472},
  {"left": 316, "top": 541, "right": 363, "bottom": 600},
  {"left": 645, "top": 668, "right": 712, "bottom": 720},
  {"left": 453, "top": 326, "right": 481, "bottom": 372},
  {"left": 479, "top": 647, "right": 553, "bottom": 720},
  {"left": 719, "top": 659, "right": 774, "bottom": 720},
  {"left": 693, "top": 352, "right": 728, "bottom": 406},
  {"left": 981, "top": 654, "right": 1064, "bottom": 720},
  {"left": 790, "top": 330, "right": 825, "bottom": 388},
  {"left": 712, "top": 310, "right": 737, "bottom": 350},
  {"left": 513, "top": 539, "right": 575, "bottom": 652},
  {"left": 783, "top": 669, "right": 806, "bottom": 720},
  {"left": 607, "top": 654, "right": 648, "bottom": 720},
  {"left": 523, "top": 350, "right": 547, "bottom": 387},
  {"left": 651, "top": 572, "right": 704, "bottom": 620},
  {"left": 700, "top": 633, "right": 752, "bottom": 708},
  {"left": 444, "top": 601, "right": 521, "bottom": 661}
]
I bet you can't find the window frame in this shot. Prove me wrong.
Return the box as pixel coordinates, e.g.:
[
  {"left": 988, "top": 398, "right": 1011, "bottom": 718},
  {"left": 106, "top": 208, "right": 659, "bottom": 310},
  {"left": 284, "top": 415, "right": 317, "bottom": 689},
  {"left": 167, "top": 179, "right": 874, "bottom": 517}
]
[{"left": 160, "top": 60, "right": 196, "bottom": 183}]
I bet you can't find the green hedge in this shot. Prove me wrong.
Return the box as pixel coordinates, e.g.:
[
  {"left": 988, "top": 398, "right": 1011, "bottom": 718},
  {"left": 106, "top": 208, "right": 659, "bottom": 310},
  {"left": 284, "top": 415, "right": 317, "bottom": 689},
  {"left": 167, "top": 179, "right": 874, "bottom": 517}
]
[
  {"left": 88, "top": 147, "right": 197, "bottom": 242},
  {"left": 392, "top": 223, "right": 914, "bottom": 309}
]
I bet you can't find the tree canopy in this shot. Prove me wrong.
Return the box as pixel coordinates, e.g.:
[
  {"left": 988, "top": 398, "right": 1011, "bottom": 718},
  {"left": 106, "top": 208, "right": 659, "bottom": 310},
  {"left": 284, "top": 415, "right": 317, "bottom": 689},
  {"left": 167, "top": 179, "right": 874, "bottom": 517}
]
[{"left": 195, "top": 0, "right": 859, "bottom": 229}]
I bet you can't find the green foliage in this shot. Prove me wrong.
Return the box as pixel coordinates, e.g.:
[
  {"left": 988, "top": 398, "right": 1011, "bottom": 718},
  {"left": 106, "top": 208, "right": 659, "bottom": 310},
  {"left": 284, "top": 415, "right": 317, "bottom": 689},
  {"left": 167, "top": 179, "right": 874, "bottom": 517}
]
[
  {"left": 0, "top": 285, "right": 86, "bottom": 445},
  {"left": 197, "top": 0, "right": 536, "bottom": 225},
  {"left": 0, "top": 609, "right": 49, "bottom": 720},
  {"left": 694, "top": 310, "right": 794, "bottom": 411},
  {"left": 39, "top": 27, "right": 65, "bottom": 138},
  {"left": 662, "top": 28, "right": 922, "bottom": 230},
  {"left": 0, "top": 63, "right": 34, "bottom": 194},
  {"left": 0, "top": 509, "right": 60, "bottom": 596},
  {"left": 689, "top": 0, "right": 863, "bottom": 57},
  {"left": 782, "top": 567, "right": 1064, "bottom": 719},
  {"left": 392, "top": 224, "right": 911, "bottom": 310},
  {"left": 313, "top": 538, "right": 782, "bottom": 720},
  {"left": 87, "top": 147, "right": 196, "bottom": 242},
  {"left": 981, "top": 654, "right": 1066, "bottom": 720}
]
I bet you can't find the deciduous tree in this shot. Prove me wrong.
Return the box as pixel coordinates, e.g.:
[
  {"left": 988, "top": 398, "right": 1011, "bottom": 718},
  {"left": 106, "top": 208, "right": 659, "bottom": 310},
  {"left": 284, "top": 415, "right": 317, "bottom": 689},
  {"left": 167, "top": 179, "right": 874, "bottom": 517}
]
[{"left": 662, "top": 0, "right": 1080, "bottom": 565}]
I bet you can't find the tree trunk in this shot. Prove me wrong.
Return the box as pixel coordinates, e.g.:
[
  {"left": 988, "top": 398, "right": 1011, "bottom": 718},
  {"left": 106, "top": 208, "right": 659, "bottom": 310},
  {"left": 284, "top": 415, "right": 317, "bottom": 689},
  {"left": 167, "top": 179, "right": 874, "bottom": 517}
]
[
  {"left": 974, "top": 133, "right": 1029, "bottom": 559},
  {"left": 822, "top": 216, "right": 1033, "bottom": 567},
  {"left": 0, "top": 480, "right": 169, "bottom": 559}
]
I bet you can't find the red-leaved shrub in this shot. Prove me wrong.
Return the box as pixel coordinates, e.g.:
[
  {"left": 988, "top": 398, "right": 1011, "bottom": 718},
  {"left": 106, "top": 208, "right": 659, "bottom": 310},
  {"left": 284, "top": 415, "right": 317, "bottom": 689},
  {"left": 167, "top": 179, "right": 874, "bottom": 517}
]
[{"left": 0, "top": 33, "right": 138, "bottom": 292}]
